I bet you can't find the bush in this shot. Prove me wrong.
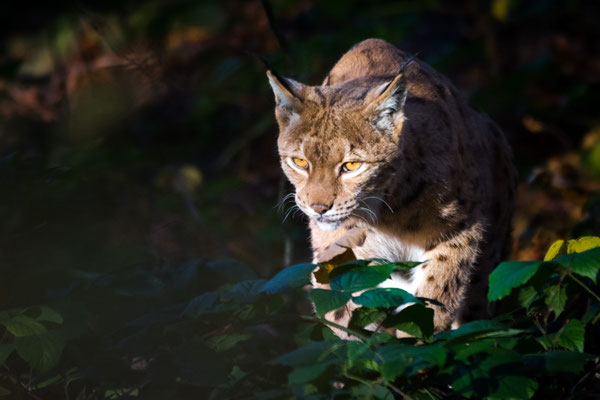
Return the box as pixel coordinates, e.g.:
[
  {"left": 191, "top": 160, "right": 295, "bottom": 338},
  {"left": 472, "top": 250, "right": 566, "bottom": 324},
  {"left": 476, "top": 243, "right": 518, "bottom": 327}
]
[{"left": 0, "top": 238, "right": 599, "bottom": 399}]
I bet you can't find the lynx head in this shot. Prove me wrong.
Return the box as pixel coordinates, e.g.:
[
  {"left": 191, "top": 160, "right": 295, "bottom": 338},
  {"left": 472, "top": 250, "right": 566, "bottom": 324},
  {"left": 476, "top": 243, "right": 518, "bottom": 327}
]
[{"left": 268, "top": 70, "right": 409, "bottom": 231}]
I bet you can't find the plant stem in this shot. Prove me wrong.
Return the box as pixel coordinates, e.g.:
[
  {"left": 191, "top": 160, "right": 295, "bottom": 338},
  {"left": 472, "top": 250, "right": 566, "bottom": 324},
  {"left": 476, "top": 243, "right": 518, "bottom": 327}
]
[
  {"left": 567, "top": 272, "right": 600, "bottom": 302},
  {"left": 342, "top": 370, "right": 376, "bottom": 386},
  {"left": 531, "top": 315, "right": 549, "bottom": 350},
  {"left": 385, "top": 382, "right": 414, "bottom": 400},
  {"left": 566, "top": 271, "right": 600, "bottom": 324}
]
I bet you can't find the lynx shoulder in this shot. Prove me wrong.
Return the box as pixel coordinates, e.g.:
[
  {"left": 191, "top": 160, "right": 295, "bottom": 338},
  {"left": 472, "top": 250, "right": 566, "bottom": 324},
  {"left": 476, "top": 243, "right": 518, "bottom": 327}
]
[{"left": 267, "top": 38, "right": 517, "bottom": 336}]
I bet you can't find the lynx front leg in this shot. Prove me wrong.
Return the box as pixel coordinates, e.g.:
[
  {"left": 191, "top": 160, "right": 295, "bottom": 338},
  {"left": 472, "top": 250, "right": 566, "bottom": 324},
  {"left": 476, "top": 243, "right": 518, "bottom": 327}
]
[{"left": 413, "top": 229, "right": 481, "bottom": 331}]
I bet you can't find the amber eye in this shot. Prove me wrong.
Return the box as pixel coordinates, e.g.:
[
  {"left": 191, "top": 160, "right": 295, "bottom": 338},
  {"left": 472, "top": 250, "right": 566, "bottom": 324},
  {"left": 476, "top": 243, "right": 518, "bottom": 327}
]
[
  {"left": 292, "top": 157, "right": 309, "bottom": 169},
  {"left": 342, "top": 162, "right": 362, "bottom": 172}
]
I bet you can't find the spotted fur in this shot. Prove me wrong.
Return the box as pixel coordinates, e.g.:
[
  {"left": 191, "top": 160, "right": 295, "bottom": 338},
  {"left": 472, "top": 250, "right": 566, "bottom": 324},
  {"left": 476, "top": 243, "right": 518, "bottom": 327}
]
[{"left": 268, "top": 39, "right": 517, "bottom": 336}]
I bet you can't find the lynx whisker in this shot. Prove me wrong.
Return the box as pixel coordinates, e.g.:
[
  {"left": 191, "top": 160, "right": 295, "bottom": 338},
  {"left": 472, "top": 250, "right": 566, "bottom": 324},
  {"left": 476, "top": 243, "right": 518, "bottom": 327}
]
[
  {"left": 276, "top": 193, "right": 296, "bottom": 212},
  {"left": 283, "top": 204, "right": 300, "bottom": 223},
  {"left": 363, "top": 195, "right": 394, "bottom": 213},
  {"left": 357, "top": 206, "right": 378, "bottom": 224},
  {"left": 350, "top": 212, "right": 370, "bottom": 225},
  {"left": 358, "top": 200, "right": 379, "bottom": 222}
]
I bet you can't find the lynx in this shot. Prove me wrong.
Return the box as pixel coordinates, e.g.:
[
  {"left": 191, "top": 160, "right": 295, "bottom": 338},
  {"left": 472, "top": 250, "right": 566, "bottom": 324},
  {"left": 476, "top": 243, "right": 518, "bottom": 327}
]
[{"left": 267, "top": 39, "right": 517, "bottom": 336}]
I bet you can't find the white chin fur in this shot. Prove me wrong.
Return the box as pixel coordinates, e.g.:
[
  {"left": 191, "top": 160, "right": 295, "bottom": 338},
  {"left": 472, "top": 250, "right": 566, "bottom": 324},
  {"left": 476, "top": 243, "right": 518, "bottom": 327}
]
[{"left": 315, "top": 219, "right": 342, "bottom": 231}]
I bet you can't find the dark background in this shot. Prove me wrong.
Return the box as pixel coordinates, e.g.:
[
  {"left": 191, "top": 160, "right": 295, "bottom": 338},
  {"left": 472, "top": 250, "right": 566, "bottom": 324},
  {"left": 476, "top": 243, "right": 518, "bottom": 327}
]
[
  {"left": 0, "top": 0, "right": 599, "bottom": 397},
  {"left": 2, "top": 0, "right": 599, "bottom": 280}
]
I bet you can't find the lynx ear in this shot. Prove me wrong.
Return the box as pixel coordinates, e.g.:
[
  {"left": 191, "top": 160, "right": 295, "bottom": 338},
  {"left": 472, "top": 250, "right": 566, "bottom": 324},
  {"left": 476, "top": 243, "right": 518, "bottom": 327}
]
[
  {"left": 365, "top": 73, "right": 408, "bottom": 136},
  {"left": 267, "top": 70, "right": 306, "bottom": 126}
]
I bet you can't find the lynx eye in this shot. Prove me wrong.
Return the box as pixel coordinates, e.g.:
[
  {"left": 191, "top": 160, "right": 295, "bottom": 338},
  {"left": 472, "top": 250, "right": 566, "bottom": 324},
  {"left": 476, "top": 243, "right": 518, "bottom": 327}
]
[
  {"left": 342, "top": 162, "right": 362, "bottom": 172},
  {"left": 292, "top": 157, "right": 309, "bottom": 169}
]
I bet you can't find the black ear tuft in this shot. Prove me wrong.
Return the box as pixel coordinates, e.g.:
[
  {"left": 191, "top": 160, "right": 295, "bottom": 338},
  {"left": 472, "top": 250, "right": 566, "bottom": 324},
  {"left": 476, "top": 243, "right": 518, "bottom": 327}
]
[
  {"left": 266, "top": 71, "right": 305, "bottom": 108},
  {"left": 267, "top": 71, "right": 308, "bottom": 127}
]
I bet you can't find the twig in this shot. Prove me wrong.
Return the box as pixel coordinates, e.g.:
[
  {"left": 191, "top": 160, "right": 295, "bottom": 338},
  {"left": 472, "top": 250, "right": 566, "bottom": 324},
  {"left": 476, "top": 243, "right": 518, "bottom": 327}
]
[
  {"left": 531, "top": 313, "right": 549, "bottom": 350},
  {"left": 567, "top": 272, "right": 600, "bottom": 303},
  {"left": 569, "top": 362, "right": 600, "bottom": 398},
  {"left": 386, "top": 381, "right": 414, "bottom": 400}
]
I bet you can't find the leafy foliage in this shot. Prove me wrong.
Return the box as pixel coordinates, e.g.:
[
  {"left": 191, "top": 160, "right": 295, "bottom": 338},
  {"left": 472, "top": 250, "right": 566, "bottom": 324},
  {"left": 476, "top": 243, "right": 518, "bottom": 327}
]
[
  {"left": 1, "top": 238, "right": 598, "bottom": 398},
  {"left": 265, "top": 238, "right": 600, "bottom": 399}
]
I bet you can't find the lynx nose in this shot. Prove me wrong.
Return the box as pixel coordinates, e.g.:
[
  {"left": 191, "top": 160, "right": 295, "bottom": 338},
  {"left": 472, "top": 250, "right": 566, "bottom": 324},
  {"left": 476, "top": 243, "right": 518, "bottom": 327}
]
[{"left": 310, "top": 203, "right": 331, "bottom": 215}]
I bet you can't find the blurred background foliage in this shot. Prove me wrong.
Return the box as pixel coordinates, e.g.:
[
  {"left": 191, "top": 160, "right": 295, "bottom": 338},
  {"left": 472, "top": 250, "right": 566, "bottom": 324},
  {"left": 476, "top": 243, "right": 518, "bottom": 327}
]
[{"left": 0, "top": 0, "right": 600, "bottom": 398}]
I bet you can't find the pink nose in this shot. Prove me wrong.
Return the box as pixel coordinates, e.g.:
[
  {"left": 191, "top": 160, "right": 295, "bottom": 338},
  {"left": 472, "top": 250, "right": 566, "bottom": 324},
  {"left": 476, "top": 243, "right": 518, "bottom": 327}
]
[{"left": 310, "top": 203, "right": 331, "bottom": 215}]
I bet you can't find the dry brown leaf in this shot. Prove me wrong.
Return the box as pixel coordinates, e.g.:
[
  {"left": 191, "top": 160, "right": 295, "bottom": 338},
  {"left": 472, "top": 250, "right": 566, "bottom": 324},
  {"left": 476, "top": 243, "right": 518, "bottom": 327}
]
[{"left": 313, "top": 248, "right": 356, "bottom": 284}]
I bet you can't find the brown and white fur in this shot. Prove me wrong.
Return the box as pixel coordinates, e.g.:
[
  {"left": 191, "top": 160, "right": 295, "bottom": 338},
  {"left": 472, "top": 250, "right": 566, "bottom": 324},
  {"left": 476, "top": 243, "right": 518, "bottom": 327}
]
[{"left": 267, "top": 39, "right": 517, "bottom": 336}]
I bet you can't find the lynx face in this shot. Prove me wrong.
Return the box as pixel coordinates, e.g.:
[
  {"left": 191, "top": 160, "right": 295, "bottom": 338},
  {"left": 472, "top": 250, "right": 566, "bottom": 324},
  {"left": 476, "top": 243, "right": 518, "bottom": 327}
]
[{"left": 268, "top": 71, "right": 408, "bottom": 231}]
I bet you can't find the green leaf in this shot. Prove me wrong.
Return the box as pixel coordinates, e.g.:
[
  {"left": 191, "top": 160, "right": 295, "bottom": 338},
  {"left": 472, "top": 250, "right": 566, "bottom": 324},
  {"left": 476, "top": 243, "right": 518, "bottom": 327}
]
[
  {"left": 488, "top": 261, "right": 543, "bottom": 301},
  {"left": 229, "top": 279, "right": 267, "bottom": 302},
  {"left": 0, "top": 344, "right": 14, "bottom": 366},
  {"left": 556, "top": 247, "right": 600, "bottom": 283},
  {"left": 36, "top": 306, "right": 63, "bottom": 324},
  {"left": 449, "top": 364, "right": 487, "bottom": 397},
  {"left": 353, "top": 288, "right": 420, "bottom": 308},
  {"left": 14, "top": 331, "right": 65, "bottom": 372},
  {"left": 206, "top": 333, "right": 251, "bottom": 352},
  {"left": 105, "top": 388, "right": 140, "bottom": 398},
  {"left": 557, "top": 319, "right": 585, "bottom": 352},
  {"left": 313, "top": 251, "right": 362, "bottom": 284},
  {"left": 2, "top": 315, "right": 47, "bottom": 337},
  {"left": 345, "top": 341, "right": 375, "bottom": 369},
  {"left": 436, "top": 320, "right": 510, "bottom": 341},
  {"left": 348, "top": 307, "right": 386, "bottom": 330},
  {"left": 288, "top": 361, "right": 332, "bottom": 384},
  {"left": 261, "top": 263, "right": 316, "bottom": 294},
  {"left": 383, "top": 304, "right": 434, "bottom": 340},
  {"left": 309, "top": 289, "right": 351, "bottom": 317},
  {"left": 30, "top": 369, "right": 76, "bottom": 390},
  {"left": 351, "top": 384, "right": 394, "bottom": 399},
  {"left": 518, "top": 285, "right": 539, "bottom": 309},
  {"left": 527, "top": 351, "right": 592, "bottom": 374},
  {"left": 378, "top": 343, "right": 446, "bottom": 367},
  {"left": 271, "top": 341, "right": 341, "bottom": 366},
  {"left": 329, "top": 263, "right": 395, "bottom": 292},
  {"left": 544, "top": 284, "right": 567, "bottom": 318},
  {"left": 582, "top": 302, "right": 600, "bottom": 324},
  {"left": 378, "top": 343, "right": 446, "bottom": 380},
  {"left": 487, "top": 376, "right": 538, "bottom": 400},
  {"left": 450, "top": 349, "right": 527, "bottom": 398},
  {"left": 389, "top": 261, "right": 422, "bottom": 270},
  {"left": 452, "top": 338, "right": 518, "bottom": 361},
  {"left": 184, "top": 292, "right": 228, "bottom": 316}
]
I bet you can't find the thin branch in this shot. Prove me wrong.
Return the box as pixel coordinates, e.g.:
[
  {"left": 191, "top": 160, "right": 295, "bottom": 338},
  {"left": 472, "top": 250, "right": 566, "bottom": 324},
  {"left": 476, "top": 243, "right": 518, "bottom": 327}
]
[{"left": 567, "top": 272, "right": 600, "bottom": 303}]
